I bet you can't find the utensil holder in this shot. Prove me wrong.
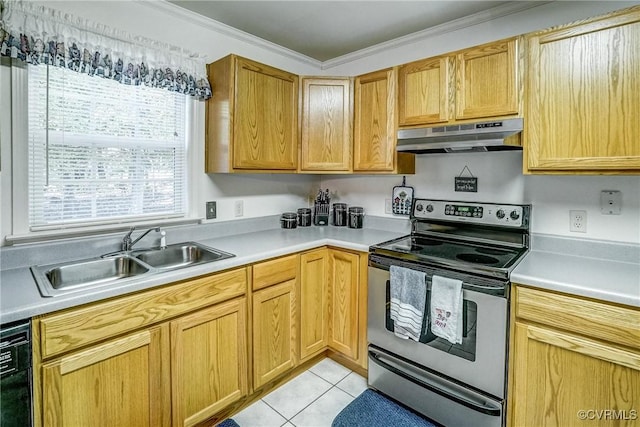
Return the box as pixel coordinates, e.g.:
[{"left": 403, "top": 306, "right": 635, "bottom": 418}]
[{"left": 314, "top": 202, "right": 330, "bottom": 226}]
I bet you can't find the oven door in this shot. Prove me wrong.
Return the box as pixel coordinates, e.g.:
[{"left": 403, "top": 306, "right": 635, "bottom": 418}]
[
  {"left": 367, "top": 258, "right": 508, "bottom": 399},
  {"left": 368, "top": 345, "right": 504, "bottom": 427}
]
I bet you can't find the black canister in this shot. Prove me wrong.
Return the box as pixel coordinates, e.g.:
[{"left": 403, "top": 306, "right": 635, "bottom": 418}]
[
  {"left": 297, "top": 208, "right": 312, "bottom": 227},
  {"left": 348, "top": 207, "right": 364, "bottom": 229},
  {"left": 280, "top": 212, "right": 297, "bottom": 229},
  {"left": 332, "top": 203, "right": 347, "bottom": 226}
]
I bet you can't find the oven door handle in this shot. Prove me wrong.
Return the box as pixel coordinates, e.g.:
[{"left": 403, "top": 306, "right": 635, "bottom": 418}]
[{"left": 368, "top": 347, "right": 502, "bottom": 417}]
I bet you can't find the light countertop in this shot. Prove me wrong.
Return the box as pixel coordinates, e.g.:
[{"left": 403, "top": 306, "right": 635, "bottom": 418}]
[
  {"left": 1, "top": 226, "right": 404, "bottom": 324},
  {"left": 2, "top": 222, "right": 638, "bottom": 325},
  {"left": 511, "top": 234, "right": 640, "bottom": 308}
]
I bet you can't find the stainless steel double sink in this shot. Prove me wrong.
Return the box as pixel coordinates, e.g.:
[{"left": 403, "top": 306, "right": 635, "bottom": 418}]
[{"left": 31, "top": 242, "right": 234, "bottom": 297}]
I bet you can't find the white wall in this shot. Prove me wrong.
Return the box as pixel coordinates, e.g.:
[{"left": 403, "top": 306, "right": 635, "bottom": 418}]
[{"left": 319, "top": 153, "right": 640, "bottom": 244}]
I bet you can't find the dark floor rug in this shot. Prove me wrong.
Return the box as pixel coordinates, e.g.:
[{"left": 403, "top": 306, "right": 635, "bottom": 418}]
[
  {"left": 332, "top": 389, "right": 437, "bottom": 427},
  {"left": 218, "top": 419, "right": 240, "bottom": 427}
]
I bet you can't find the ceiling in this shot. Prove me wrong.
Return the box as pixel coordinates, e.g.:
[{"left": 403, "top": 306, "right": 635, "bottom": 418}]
[{"left": 168, "top": 1, "right": 523, "bottom": 61}]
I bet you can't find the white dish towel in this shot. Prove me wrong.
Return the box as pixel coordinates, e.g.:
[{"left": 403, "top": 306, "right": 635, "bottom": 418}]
[
  {"left": 430, "top": 275, "right": 463, "bottom": 345},
  {"left": 389, "top": 265, "right": 427, "bottom": 341}
]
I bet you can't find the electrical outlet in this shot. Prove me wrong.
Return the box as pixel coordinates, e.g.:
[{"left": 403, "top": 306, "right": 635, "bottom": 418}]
[
  {"left": 385, "top": 199, "right": 392, "bottom": 214},
  {"left": 570, "top": 210, "right": 587, "bottom": 233},
  {"left": 206, "top": 201, "right": 216, "bottom": 219},
  {"left": 234, "top": 200, "right": 244, "bottom": 217}
]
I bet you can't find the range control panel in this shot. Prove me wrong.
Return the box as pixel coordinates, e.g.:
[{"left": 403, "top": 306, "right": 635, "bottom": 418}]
[{"left": 412, "top": 199, "right": 530, "bottom": 228}]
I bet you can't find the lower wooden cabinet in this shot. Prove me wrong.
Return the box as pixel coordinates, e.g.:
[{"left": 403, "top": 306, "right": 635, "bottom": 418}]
[
  {"left": 41, "top": 326, "right": 169, "bottom": 427},
  {"left": 299, "top": 248, "right": 368, "bottom": 368},
  {"left": 509, "top": 285, "right": 640, "bottom": 427},
  {"left": 171, "top": 298, "right": 248, "bottom": 427},
  {"left": 299, "top": 249, "right": 329, "bottom": 360},
  {"left": 252, "top": 280, "right": 296, "bottom": 389},
  {"left": 251, "top": 255, "right": 298, "bottom": 390},
  {"left": 34, "top": 248, "right": 370, "bottom": 426},
  {"left": 328, "top": 249, "right": 360, "bottom": 359},
  {"left": 34, "top": 267, "right": 249, "bottom": 427}
]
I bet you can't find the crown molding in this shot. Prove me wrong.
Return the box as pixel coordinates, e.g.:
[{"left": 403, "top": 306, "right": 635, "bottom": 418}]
[
  {"left": 142, "top": 0, "right": 552, "bottom": 71},
  {"left": 141, "top": 0, "right": 322, "bottom": 68},
  {"left": 321, "top": 1, "right": 553, "bottom": 70}
]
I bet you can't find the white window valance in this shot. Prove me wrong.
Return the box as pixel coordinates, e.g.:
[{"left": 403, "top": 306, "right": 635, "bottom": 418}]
[{"left": 0, "top": 0, "right": 212, "bottom": 99}]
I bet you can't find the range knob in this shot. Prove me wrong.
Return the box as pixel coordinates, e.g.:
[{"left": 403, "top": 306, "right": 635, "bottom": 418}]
[
  {"left": 496, "top": 209, "right": 506, "bottom": 219},
  {"left": 426, "top": 204, "right": 434, "bottom": 213},
  {"left": 510, "top": 210, "right": 520, "bottom": 220},
  {"left": 415, "top": 203, "right": 424, "bottom": 212}
]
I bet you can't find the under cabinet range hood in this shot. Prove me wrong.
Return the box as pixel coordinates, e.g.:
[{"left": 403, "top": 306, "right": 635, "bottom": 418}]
[{"left": 396, "top": 118, "right": 524, "bottom": 154}]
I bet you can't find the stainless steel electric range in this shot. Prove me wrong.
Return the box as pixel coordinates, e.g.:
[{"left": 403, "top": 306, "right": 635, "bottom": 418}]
[{"left": 367, "top": 198, "right": 531, "bottom": 427}]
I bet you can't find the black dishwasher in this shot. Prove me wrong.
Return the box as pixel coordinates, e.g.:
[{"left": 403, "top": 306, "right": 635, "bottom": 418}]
[{"left": 0, "top": 320, "right": 32, "bottom": 427}]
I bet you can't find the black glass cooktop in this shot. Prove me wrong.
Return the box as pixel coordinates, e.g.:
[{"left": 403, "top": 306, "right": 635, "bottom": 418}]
[{"left": 372, "top": 235, "right": 525, "bottom": 270}]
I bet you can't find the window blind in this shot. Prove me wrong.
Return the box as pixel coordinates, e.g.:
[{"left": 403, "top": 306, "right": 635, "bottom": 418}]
[{"left": 27, "top": 64, "right": 187, "bottom": 229}]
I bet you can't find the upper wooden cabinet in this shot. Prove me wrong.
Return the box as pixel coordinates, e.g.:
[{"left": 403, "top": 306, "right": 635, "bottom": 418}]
[
  {"left": 398, "top": 56, "right": 451, "bottom": 126},
  {"left": 509, "top": 285, "right": 640, "bottom": 427},
  {"left": 354, "top": 68, "right": 415, "bottom": 173},
  {"left": 206, "top": 54, "right": 413, "bottom": 175},
  {"left": 398, "top": 38, "right": 519, "bottom": 128},
  {"left": 524, "top": 6, "right": 640, "bottom": 173},
  {"left": 456, "top": 38, "right": 519, "bottom": 120},
  {"left": 300, "top": 77, "right": 353, "bottom": 172},
  {"left": 206, "top": 55, "right": 299, "bottom": 173}
]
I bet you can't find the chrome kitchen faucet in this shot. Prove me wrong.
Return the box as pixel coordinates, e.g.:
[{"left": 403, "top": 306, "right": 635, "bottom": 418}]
[{"left": 121, "top": 226, "right": 164, "bottom": 251}]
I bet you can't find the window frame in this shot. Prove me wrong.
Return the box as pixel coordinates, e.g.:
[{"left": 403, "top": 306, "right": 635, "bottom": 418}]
[{"left": 5, "top": 60, "right": 201, "bottom": 244}]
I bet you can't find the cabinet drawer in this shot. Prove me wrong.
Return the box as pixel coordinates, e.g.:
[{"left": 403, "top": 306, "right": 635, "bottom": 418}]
[
  {"left": 252, "top": 255, "right": 298, "bottom": 291},
  {"left": 39, "top": 267, "right": 248, "bottom": 359},
  {"left": 515, "top": 285, "right": 640, "bottom": 350}
]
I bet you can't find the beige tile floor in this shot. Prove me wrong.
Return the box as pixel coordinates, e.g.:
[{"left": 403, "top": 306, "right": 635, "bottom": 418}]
[{"left": 231, "top": 358, "right": 368, "bottom": 427}]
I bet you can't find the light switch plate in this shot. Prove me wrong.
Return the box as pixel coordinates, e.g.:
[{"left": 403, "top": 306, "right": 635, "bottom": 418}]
[
  {"left": 206, "top": 201, "right": 216, "bottom": 219},
  {"left": 600, "top": 190, "right": 622, "bottom": 215},
  {"left": 234, "top": 200, "right": 244, "bottom": 217}
]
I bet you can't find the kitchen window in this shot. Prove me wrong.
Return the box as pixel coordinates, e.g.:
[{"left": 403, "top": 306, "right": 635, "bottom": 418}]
[{"left": 26, "top": 64, "right": 187, "bottom": 230}]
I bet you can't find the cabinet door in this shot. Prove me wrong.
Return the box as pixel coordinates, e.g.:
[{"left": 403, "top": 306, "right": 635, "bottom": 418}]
[
  {"left": 510, "top": 322, "right": 640, "bottom": 427},
  {"left": 328, "top": 250, "right": 360, "bottom": 359},
  {"left": 398, "top": 56, "right": 450, "bottom": 126},
  {"left": 353, "top": 68, "right": 397, "bottom": 171},
  {"left": 526, "top": 8, "right": 640, "bottom": 172},
  {"left": 41, "top": 327, "right": 169, "bottom": 427},
  {"left": 253, "top": 280, "right": 297, "bottom": 389},
  {"left": 300, "top": 78, "right": 353, "bottom": 172},
  {"left": 456, "top": 38, "right": 518, "bottom": 120},
  {"left": 171, "top": 298, "right": 248, "bottom": 427},
  {"left": 233, "top": 57, "right": 298, "bottom": 170},
  {"left": 299, "top": 249, "right": 329, "bottom": 360}
]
